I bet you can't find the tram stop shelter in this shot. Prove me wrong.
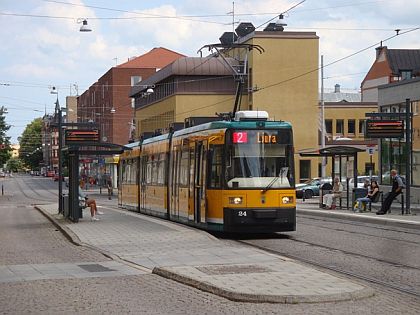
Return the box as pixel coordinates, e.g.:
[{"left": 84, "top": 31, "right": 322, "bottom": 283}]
[
  {"left": 299, "top": 145, "right": 365, "bottom": 210},
  {"left": 64, "top": 142, "right": 130, "bottom": 222}
]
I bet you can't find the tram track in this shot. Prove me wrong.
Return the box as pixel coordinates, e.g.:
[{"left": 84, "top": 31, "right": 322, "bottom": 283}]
[
  {"left": 297, "top": 214, "right": 420, "bottom": 238},
  {"left": 13, "top": 176, "right": 57, "bottom": 203},
  {"left": 236, "top": 239, "right": 420, "bottom": 299}
]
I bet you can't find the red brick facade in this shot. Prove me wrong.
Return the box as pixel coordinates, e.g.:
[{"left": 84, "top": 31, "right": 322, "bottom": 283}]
[{"left": 77, "top": 48, "right": 185, "bottom": 145}]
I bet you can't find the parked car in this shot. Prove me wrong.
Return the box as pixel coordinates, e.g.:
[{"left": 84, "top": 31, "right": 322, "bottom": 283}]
[
  {"left": 296, "top": 177, "right": 332, "bottom": 199},
  {"left": 344, "top": 175, "right": 379, "bottom": 189},
  {"left": 53, "top": 174, "right": 66, "bottom": 182}
]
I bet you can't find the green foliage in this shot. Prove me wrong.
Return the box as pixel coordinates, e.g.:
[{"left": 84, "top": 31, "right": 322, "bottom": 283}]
[
  {"left": 19, "top": 118, "right": 43, "bottom": 169},
  {"left": 0, "top": 106, "right": 12, "bottom": 166},
  {"left": 6, "top": 157, "right": 23, "bottom": 172}
]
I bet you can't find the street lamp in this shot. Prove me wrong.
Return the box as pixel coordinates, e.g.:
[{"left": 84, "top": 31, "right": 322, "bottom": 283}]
[
  {"left": 78, "top": 19, "right": 92, "bottom": 32},
  {"left": 51, "top": 87, "right": 64, "bottom": 214}
]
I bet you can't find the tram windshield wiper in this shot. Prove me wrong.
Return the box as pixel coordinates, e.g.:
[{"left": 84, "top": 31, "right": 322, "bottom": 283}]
[
  {"left": 262, "top": 177, "right": 279, "bottom": 193},
  {"left": 262, "top": 167, "right": 288, "bottom": 193}
]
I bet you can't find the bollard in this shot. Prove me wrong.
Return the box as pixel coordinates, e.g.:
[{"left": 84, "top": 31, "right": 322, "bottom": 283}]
[
  {"left": 302, "top": 189, "right": 305, "bottom": 202},
  {"left": 1, "top": 184, "right": 3, "bottom": 195}
]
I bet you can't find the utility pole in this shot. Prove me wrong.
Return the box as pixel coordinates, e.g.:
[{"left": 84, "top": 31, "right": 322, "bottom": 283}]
[
  {"left": 405, "top": 98, "right": 411, "bottom": 214},
  {"left": 55, "top": 100, "right": 63, "bottom": 215},
  {"left": 320, "top": 55, "right": 326, "bottom": 178}
]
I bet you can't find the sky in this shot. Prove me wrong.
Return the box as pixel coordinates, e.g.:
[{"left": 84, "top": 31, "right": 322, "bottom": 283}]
[{"left": 0, "top": 0, "right": 419, "bottom": 144}]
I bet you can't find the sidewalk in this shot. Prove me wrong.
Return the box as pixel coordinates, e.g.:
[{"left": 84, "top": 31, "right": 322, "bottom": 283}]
[
  {"left": 297, "top": 199, "right": 420, "bottom": 229},
  {"left": 35, "top": 203, "right": 374, "bottom": 304}
]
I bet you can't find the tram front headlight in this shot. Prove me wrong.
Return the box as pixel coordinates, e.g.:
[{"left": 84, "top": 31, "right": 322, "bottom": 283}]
[
  {"left": 229, "top": 197, "right": 243, "bottom": 205},
  {"left": 282, "top": 196, "right": 294, "bottom": 204}
]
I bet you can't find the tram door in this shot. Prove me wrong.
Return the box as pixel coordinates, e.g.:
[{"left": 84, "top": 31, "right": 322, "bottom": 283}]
[
  {"left": 193, "top": 141, "right": 207, "bottom": 224},
  {"left": 170, "top": 147, "right": 180, "bottom": 219}
]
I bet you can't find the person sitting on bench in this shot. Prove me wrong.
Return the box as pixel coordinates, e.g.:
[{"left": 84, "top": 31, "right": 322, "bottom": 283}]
[
  {"left": 323, "top": 177, "right": 343, "bottom": 209},
  {"left": 376, "top": 169, "right": 404, "bottom": 215},
  {"left": 79, "top": 180, "right": 102, "bottom": 221},
  {"left": 354, "top": 180, "right": 380, "bottom": 212}
]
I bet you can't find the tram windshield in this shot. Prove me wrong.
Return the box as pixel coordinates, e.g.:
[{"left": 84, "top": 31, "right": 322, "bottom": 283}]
[{"left": 226, "top": 130, "right": 294, "bottom": 189}]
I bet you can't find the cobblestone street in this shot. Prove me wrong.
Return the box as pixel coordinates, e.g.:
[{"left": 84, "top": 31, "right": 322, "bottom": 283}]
[{"left": 0, "top": 176, "right": 419, "bottom": 314}]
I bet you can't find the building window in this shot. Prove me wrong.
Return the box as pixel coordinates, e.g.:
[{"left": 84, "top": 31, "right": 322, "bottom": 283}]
[
  {"left": 131, "top": 76, "right": 142, "bottom": 86},
  {"left": 365, "top": 163, "right": 375, "bottom": 175},
  {"left": 412, "top": 101, "right": 419, "bottom": 115},
  {"left": 299, "top": 160, "right": 311, "bottom": 183},
  {"left": 325, "top": 119, "right": 332, "bottom": 134},
  {"left": 348, "top": 119, "right": 355, "bottom": 135},
  {"left": 401, "top": 70, "right": 412, "bottom": 80},
  {"left": 359, "top": 119, "right": 365, "bottom": 135},
  {"left": 336, "top": 119, "right": 344, "bottom": 134}
]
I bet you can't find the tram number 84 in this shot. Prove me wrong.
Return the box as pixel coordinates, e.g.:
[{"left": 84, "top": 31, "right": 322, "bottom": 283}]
[{"left": 238, "top": 211, "right": 247, "bottom": 217}]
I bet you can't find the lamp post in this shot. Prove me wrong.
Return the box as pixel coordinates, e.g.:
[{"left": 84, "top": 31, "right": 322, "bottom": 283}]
[{"left": 51, "top": 87, "right": 63, "bottom": 214}]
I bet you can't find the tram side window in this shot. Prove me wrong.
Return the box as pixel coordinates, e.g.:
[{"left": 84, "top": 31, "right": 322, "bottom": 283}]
[
  {"left": 157, "top": 153, "right": 166, "bottom": 185},
  {"left": 208, "top": 145, "right": 223, "bottom": 188},
  {"left": 129, "top": 159, "right": 137, "bottom": 184},
  {"left": 151, "top": 157, "right": 158, "bottom": 184},
  {"left": 179, "top": 147, "right": 189, "bottom": 186},
  {"left": 124, "top": 160, "right": 131, "bottom": 184},
  {"left": 121, "top": 160, "right": 126, "bottom": 183},
  {"left": 146, "top": 156, "right": 152, "bottom": 184}
]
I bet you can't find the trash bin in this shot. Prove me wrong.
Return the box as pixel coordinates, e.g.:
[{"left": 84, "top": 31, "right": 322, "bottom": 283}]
[
  {"left": 352, "top": 188, "right": 368, "bottom": 208},
  {"left": 319, "top": 183, "right": 333, "bottom": 208},
  {"left": 62, "top": 194, "right": 69, "bottom": 217}
]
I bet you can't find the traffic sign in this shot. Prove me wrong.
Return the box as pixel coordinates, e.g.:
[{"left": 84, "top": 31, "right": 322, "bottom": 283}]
[{"left": 366, "top": 147, "right": 375, "bottom": 155}]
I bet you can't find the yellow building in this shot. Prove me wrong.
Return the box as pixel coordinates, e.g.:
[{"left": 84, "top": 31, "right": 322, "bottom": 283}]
[
  {"left": 323, "top": 100, "right": 379, "bottom": 176},
  {"left": 11, "top": 144, "right": 20, "bottom": 158},
  {"left": 131, "top": 29, "right": 320, "bottom": 182}
]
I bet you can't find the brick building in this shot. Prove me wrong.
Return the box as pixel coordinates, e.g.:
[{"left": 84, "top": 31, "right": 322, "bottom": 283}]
[
  {"left": 361, "top": 46, "right": 420, "bottom": 102},
  {"left": 78, "top": 47, "right": 185, "bottom": 145}
]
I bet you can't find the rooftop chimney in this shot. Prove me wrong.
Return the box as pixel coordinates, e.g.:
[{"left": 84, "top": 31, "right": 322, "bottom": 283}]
[
  {"left": 334, "top": 84, "right": 340, "bottom": 93},
  {"left": 375, "top": 45, "right": 386, "bottom": 59}
]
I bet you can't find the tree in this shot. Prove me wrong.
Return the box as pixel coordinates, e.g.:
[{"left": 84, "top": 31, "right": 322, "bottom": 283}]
[
  {"left": 19, "top": 118, "right": 43, "bottom": 170},
  {"left": 0, "top": 106, "right": 12, "bottom": 166},
  {"left": 6, "top": 157, "right": 23, "bottom": 172}
]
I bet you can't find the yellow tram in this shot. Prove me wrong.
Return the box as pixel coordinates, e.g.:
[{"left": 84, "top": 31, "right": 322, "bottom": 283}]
[{"left": 119, "top": 111, "right": 296, "bottom": 233}]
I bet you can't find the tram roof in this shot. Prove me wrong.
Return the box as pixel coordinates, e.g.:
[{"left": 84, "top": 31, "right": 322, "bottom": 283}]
[
  {"left": 141, "top": 133, "right": 170, "bottom": 145},
  {"left": 173, "top": 120, "right": 292, "bottom": 137},
  {"left": 123, "top": 120, "right": 292, "bottom": 150}
]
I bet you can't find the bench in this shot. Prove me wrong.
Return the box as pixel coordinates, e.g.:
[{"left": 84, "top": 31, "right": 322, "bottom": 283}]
[
  {"left": 367, "top": 191, "right": 383, "bottom": 212},
  {"left": 385, "top": 191, "right": 405, "bottom": 214},
  {"left": 368, "top": 191, "right": 404, "bottom": 214},
  {"left": 79, "top": 198, "right": 88, "bottom": 210}
]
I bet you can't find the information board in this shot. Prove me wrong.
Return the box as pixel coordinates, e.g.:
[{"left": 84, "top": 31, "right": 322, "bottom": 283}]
[
  {"left": 65, "top": 129, "right": 100, "bottom": 145},
  {"left": 365, "top": 120, "right": 404, "bottom": 138}
]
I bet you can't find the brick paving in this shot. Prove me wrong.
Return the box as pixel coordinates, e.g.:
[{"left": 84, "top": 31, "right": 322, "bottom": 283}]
[{"left": 36, "top": 203, "right": 374, "bottom": 303}]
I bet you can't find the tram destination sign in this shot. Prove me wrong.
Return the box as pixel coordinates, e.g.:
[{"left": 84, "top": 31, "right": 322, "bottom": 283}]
[
  {"left": 365, "top": 119, "right": 404, "bottom": 138},
  {"left": 65, "top": 129, "right": 100, "bottom": 145}
]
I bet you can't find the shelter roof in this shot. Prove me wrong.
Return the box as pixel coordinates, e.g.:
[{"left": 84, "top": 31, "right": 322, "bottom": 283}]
[{"left": 299, "top": 145, "right": 365, "bottom": 157}]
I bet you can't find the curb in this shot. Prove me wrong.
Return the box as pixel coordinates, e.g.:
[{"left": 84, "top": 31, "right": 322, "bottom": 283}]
[
  {"left": 297, "top": 208, "right": 420, "bottom": 229},
  {"left": 34, "top": 205, "right": 83, "bottom": 246},
  {"left": 153, "top": 267, "right": 375, "bottom": 304},
  {"left": 33, "top": 205, "right": 143, "bottom": 267}
]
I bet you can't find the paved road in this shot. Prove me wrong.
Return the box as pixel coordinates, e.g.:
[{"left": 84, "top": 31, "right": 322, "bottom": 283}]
[{"left": 1, "top": 175, "right": 419, "bottom": 314}]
